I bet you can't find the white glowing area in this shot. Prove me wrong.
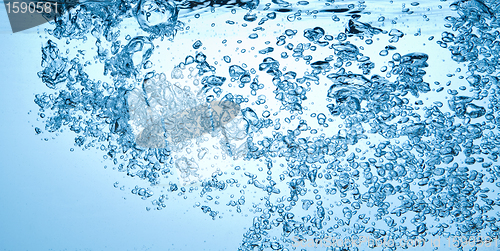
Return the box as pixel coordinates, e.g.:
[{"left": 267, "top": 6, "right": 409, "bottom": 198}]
[{"left": 127, "top": 73, "right": 248, "bottom": 185}]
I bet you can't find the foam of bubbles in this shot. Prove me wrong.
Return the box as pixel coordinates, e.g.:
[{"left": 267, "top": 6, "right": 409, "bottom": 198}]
[{"left": 33, "top": 0, "right": 500, "bottom": 250}]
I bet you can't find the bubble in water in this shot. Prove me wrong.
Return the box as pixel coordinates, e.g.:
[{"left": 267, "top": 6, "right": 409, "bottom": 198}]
[{"left": 135, "top": 0, "right": 179, "bottom": 38}]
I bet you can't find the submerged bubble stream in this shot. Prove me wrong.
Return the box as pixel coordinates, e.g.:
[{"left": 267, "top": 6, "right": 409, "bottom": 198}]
[{"left": 32, "top": 0, "right": 500, "bottom": 250}]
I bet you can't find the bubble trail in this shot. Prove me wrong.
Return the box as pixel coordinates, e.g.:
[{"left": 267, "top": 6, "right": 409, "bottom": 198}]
[{"left": 32, "top": 0, "right": 500, "bottom": 250}]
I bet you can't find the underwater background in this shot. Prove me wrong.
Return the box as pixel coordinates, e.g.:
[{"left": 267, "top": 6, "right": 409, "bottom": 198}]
[{"left": 1, "top": 0, "right": 500, "bottom": 250}]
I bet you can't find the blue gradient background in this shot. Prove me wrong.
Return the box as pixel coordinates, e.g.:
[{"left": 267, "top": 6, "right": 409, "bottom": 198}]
[{"left": 0, "top": 1, "right": 494, "bottom": 250}]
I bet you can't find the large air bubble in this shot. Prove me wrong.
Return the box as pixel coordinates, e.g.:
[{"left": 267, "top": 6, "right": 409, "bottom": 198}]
[{"left": 135, "top": 0, "right": 179, "bottom": 37}]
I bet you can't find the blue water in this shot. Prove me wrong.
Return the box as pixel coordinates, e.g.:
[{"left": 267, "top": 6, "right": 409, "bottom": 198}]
[{"left": 1, "top": 0, "right": 500, "bottom": 250}]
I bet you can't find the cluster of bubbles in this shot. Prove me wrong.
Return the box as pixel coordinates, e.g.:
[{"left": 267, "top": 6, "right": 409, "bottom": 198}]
[{"left": 33, "top": 0, "right": 500, "bottom": 250}]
